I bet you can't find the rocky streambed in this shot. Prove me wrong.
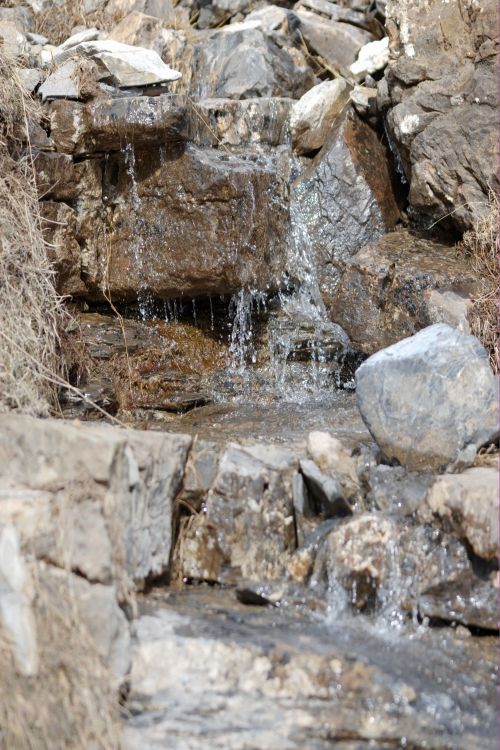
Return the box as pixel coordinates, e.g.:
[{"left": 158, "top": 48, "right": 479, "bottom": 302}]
[{"left": 0, "top": 0, "right": 498, "bottom": 748}]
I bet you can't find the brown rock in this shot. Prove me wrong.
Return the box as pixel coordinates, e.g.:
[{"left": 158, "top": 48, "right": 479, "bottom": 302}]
[
  {"left": 48, "top": 93, "right": 187, "bottom": 155},
  {"left": 329, "top": 229, "right": 478, "bottom": 355},
  {"left": 34, "top": 151, "right": 77, "bottom": 201},
  {"left": 40, "top": 202, "right": 86, "bottom": 296},
  {"left": 292, "top": 109, "right": 399, "bottom": 304},
  {"left": 79, "top": 144, "right": 288, "bottom": 301},
  {"left": 109, "top": 11, "right": 165, "bottom": 54}
]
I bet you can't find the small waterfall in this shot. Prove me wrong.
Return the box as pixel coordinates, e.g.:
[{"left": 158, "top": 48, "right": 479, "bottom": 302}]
[
  {"left": 123, "top": 143, "right": 154, "bottom": 319},
  {"left": 228, "top": 289, "right": 266, "bottom": 373}
]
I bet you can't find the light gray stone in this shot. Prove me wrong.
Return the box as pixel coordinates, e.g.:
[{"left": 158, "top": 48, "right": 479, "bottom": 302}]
[
  {"left": 290, "top": 10, "right": 373, "bottom": 72},
  {"left": 105, "top": 0, "right": 175, "bottom": 22},
  {"left": 0, "top": 524, "right": 38, "bottom": 677},
  {"left": 68, "top": 40, "right": 182, "bottom": 87},
  {"left": 306, "top": 431, "right": 360, "bottom": 500},
  {"left": 290, "top": 78, "right": 350, "bottom": 154},
  {"left": 299, "top": 459, "right": 352, "bottom": 517},
  {"left": 18, "top": 67, "right": 42, "bottom": 93},
  {"left": 0, "top": 416, "right": 191, "bottom": 588},
  {"left": 426, "top": 468, "right": 499, "bottom": 560},
  {"left": 245, "top": 5, "right": 289, "bottom": 32},
  {"left": 190, "top": 25, "right": 315, "bottom": 100},
  {"left": 39, "top": 59, "right": 81, "bottom": 101},
  {"left": 424, "top": 289, "right": 472, "bottom": 334},
  {"left": 350, "top": 36, "right": 389, "bottom": 79},
  {"left": 355, "top": 324, "right": 499, "bottom": 470}
]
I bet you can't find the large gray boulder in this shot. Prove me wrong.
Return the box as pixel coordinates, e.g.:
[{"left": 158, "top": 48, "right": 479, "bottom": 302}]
[
  {"left": 355, "top": 324, "right": 499, "bottom": 470},
  {"left": 380, "top": 0, "right": 498, "bottom": 231},
  {"left": 189, "top": 24, "right": 316, "bottom": 100}
]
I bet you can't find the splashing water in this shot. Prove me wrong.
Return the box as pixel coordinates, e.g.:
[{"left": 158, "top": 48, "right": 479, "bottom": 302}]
[{"left": 228, "top": 289, "right": 266, "bottom": 373}]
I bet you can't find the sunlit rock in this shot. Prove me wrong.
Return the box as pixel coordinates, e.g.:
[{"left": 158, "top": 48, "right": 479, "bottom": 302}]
[
  {"left": 292, "top": 109, "right": 399, "bottom": 306},
  {"left": 189, "top": 25, "right": 315, "bottom": 99},
  {"left": 355, "top": 324, "right": 499, "bottom": 471},
  {"left": 330, "top": 229, "right": 478, "bottom": 355},
  {"left": 380, "top": 0, "right": 499, "bottom": 231},
  {"left": 290, "top": 78, "right": 350, "bottom": 155},
  {"left": 426, "top": 468, "right": 499, "bottom": 561}
]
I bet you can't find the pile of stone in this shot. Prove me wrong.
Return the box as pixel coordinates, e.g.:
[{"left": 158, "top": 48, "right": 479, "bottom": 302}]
[{"left": 1, "top": 0, "right": 495, "bottom": 353}]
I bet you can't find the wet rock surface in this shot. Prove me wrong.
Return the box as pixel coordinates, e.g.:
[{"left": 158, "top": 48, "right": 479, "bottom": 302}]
[
  {"left": 123, "top": 588, "right": 499, "bottom": 750},
  {"left": 329, "top": 228, "right": 479, "bottom": 355},
  {"left": 293, "top": 109, "right": 399, "bottom": 306},
  {"left": 1, "top": 1, "right": 498, "bottom": 747},
  {"left": 79, "top": 144, "right": 288, "bottom": 301}
]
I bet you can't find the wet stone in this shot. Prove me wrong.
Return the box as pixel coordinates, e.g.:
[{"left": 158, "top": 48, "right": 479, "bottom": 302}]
[
  {"left": 79, "top": 144, "right": 289, "bottom": 301},
  {"left": 48, "top": 93, "right": 187, "bottom": 155},
  {"left": 187, "top": 97, "right": 293, "bottom": 148},
  {"left": 330, "top": 228, "right": 479, "bottom": 356},
  {"left": 122, "top": 588, "right": 499, "bottom": 750},
  {"left": 292, "top": 109, "right": 399, "bottom": 308},
  {"left": 177, "top": 443, "right": 298, "bottom": 584}
]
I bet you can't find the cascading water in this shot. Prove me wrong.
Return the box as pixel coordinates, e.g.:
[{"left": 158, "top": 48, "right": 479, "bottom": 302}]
[{"left": 123, "top": 142, "right": 154, "bottom": 320}]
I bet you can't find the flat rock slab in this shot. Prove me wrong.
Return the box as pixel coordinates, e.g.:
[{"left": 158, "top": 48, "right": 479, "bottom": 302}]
[
  {"left": 122, "top": 588, "right": 498, "bottom": 750},
  {"left": 64, "top": 39, "right": 182, "bottom": 87},
  {"left": 330, "top": 228, "right": 479, "bottom": 355},
  {"left": 355, "top": 324, "right": 499, "bottom": 471},
  {"left": 49, "top": 93, "right": 187, "bottom": 154}
]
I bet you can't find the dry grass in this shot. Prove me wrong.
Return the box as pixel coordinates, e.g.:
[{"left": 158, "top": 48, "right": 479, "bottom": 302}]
[
  {"left": 459, "top": 190, "right": 499, "bottom": 372},
  {"left": 34, "top": 1, "right": 116, "bottom": 46},
  {"left": 0, "top": 562, "right": 121, "bottom": 750},
  {"left": 0, "top": 51, "right": 63, "bottom": 416}
]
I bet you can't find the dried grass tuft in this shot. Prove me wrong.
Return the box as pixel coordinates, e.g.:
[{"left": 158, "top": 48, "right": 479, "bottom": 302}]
[
  {"left": 34, "top": 1, "right": 113, "bottom": 45},
  {"left": 0, "top": 562, "right": 121, "bottom": 750},
  {"left": 460, "top": 190, "right": 499, "bottom": 372},
  {"left": 0, "top": 51, "right": 63, "bottom": 415}
]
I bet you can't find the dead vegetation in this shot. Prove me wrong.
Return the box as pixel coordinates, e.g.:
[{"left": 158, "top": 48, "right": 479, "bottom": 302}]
[
  {"left": 0, "top": 51, "right": 62, "bottom": 415},
  {"left": 459, "top": 190, "right": 499, "bottom": 372},
  {"left": 0, "top": 563, "right": 121, "bottom": 750},
  {"left": 34, "top": 1, "right": 116, "bottom": 45}
]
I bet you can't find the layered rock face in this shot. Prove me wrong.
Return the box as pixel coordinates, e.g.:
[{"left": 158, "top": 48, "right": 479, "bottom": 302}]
[{"left": 381, "top": 0, "right": 499, "bottom": 231}]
